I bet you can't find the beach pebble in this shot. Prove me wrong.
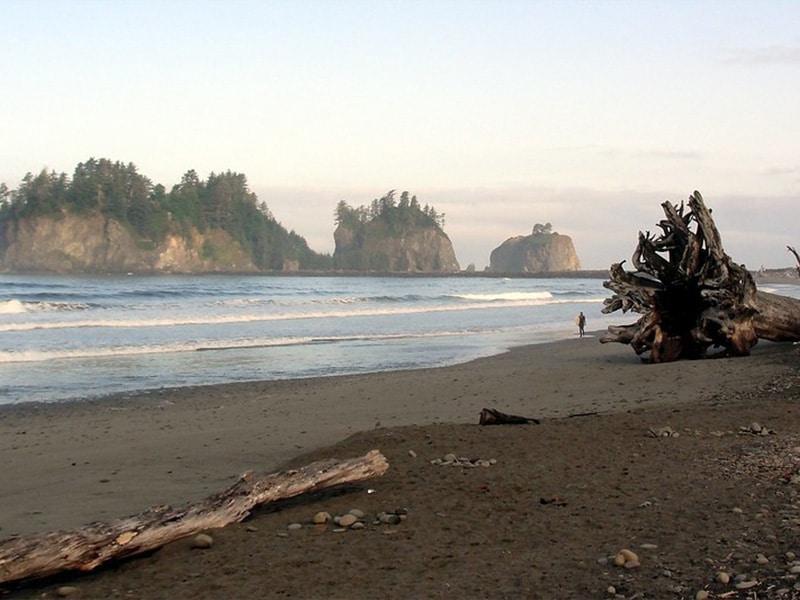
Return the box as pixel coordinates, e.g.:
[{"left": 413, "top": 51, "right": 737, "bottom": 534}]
[
  {"left": 614, "top": 548, "right": 639, "bottom": 568},
  {"left": 192, "top": 533, "right": 213, "bottom": 549},
  {"left": 56, "top": 586, "right": 80, "bottom": 597},
  {"left": 337, "top": 514, "right": 358, "bottom": 528},
  {"left": 606, "top": 585, "right": 616, "bottom": 595},
  {"left": 735, "top": 580, "right": 759, "bottom": 590},
  {"left": 756, "top": 553, "right": 770, "bottom": 565},
  {"left": 287, "top": 522, "right": 303, "bottom": 531},
  {"left": 378, "top": 512, "right": 401, "bottom": 525},
  {"left": 695, "top": 591, "right": 709, "bottom": 600},
  {"left": 717, "top": 571, "right": 731, "bottom": 584},
  {"left": 313, "top": 511, "right": 331, "bottom": 524},
  {"left": 408, "top": 449, "right": 417, "bottom": 458},
  {"left": 788, "top": 564, "right": 800, "bottom": 574},
  {"left": 348, "top": 508, "right": 365, "bottom": 518}
]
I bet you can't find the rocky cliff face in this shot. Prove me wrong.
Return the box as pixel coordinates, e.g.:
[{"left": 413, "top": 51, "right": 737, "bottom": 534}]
[
  {"left": 489, "top": 233, "right": 580, "bottom": 273},
  {"left": 0, "top": 213, "right": 258, "bottom": 274},
  {"left": 333, "top": 222, "right": 460, "bottom": 272}
]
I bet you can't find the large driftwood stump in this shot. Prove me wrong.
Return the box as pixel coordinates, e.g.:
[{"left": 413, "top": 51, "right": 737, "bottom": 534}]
[
  {"left": 0, "top": 450, "right": 388, "bottom": 585},
  {"left": 601, "top": 191, "right": 800, "bottom": 362}
]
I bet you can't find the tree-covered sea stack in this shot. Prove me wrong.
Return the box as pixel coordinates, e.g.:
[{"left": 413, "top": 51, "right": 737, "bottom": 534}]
[
  {"left": 332, "top": 190, "right": 459, "bottom": 273},
  {"left": 0, "top": 158, "right": 331, "bottom": 272}
]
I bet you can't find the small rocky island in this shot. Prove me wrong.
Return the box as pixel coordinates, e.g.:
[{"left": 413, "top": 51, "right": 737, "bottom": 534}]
[
  {"left": 489, "top": 223, "right": 580, "bottom": 273},
  {"left": 332, "top": 191, "right": 460, "bottom": 273}
]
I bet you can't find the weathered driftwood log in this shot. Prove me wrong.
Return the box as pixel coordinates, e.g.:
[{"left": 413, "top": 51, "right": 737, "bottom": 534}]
[
  {"left": 0, "top": 450, "right": 388, "bottom": 585},
  {"left": 479, "top": 408, "right": 540, "bottom": 425},
  {"left": 601, "top": 191, "right": 800, "bottom": 362}
]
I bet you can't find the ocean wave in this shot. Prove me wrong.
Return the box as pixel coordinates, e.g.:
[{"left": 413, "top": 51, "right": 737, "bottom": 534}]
[
  {"left": 0, "top": 299, "right": 27, "bottom": 314},
  {"left": 0, "top": 299, "right": 90, "bottom": 314},
  {"left": 0, "top": 330, "right": 490, "bottom": 363},
  {"left": 211, "top": 297, "right": 273, "bottom": 307},
  {"left": 450, "top": 291, "right": 553, "bottom": 301},
  {"left": 0, "top": 296, "right": 606, "bottom": 333}
]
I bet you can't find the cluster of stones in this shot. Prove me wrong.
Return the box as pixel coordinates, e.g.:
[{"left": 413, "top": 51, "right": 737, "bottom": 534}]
[
  {"left": 600, "top": 547, "right": 643, "bottom": 596},
  {"left": 697, "top": 550, "right": 800, "bottom": 598},
  {"left": 429, "top": 453, "right": 497, "bottom": 468},
  {"left": 601, "top": 543, "right": 800, "bottom": 598},
  {"left": 283, "top": 507, "right": 408, "bottom": 533},
  {"left": 647, "top": 423, "right": 776, "bottom": 439},
  {"left": 739, "top": 421, "right": 775, "bottom": 436},
  {"left": 647, "top": 425, "right": 679, "bottom": 438}
]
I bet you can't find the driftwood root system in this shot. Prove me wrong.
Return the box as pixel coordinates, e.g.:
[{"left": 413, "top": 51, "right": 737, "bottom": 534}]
[{"left": 601, "top": 191, "right": 800, "bottom": 362}]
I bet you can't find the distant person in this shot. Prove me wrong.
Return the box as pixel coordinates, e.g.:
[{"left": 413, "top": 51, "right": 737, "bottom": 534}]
[{"left": 576, "top": 311, "right": 586, "bottom": 337}]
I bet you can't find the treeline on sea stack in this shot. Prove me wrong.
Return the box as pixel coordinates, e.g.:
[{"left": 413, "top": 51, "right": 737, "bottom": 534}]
[
  {"left": 0, "top": 159, "right": 331, "bottom": 270},
  {"left": 334, "top": 190, "right": 444, "bottom": 232},
  {"left": 333, "top": 190, "right": 446, "bottom": 271}
]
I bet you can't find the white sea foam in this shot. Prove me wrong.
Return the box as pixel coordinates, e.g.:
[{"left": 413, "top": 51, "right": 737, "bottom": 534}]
[
  {"left": 453, "top": 291, "right": 553, "bottom": 301},
  {"left": 0, "top": 299, "right": 27, "bottom": 314},
  {"left": 0, "top": 295, "right": 605, "bottom": 333},
  {"left": 0, "top": 330, "right": 493, "bottom": 363}
]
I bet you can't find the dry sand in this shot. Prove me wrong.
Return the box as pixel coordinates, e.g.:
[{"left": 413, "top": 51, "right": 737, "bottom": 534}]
[{"left": 2, "top": 334, "right": 800, "bottom": 599}]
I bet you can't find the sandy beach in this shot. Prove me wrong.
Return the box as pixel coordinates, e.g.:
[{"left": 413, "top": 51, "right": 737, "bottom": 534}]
[{"left": 2, "top": 334, "right": 800, "bottom": 598}]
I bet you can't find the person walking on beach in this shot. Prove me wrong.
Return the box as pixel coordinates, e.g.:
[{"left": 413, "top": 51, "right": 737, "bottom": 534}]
[{"left": 576, "top": 311, "right": 586, "bottom": 337}]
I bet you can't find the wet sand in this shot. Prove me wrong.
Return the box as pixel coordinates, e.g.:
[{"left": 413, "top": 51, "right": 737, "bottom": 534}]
[{"left": 2, "top": 335, "right": 800, "bottom": 598}]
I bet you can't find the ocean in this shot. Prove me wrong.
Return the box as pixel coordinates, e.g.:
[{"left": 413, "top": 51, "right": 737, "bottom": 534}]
[{"left": 2, "top": 274, "right": 797, "bottom": 406}]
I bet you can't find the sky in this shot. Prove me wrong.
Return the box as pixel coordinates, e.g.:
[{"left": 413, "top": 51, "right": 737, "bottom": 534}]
[{"left": 1, "top": 0, "right": 798, "bottom": 270}]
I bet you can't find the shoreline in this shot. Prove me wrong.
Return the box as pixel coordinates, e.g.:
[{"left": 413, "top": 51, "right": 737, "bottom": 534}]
[{"left": 2, "top": 335, "right": 798, "bottom": 539}]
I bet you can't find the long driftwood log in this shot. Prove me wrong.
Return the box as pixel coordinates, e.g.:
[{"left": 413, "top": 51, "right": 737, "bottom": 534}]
[
  {"left": 0, "top": 450, "right": 388, "bottom": 586},
  {"left": 601, "top": 191, "right": 800, "bottom": 362}
]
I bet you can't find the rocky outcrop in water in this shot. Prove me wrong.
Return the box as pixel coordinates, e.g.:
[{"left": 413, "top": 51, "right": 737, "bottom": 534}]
[
  {"left": 332, "top": 192, "right": 460, "bottom": 273},
  {"left": 489, "top": 228, "right": 580, "bottom": 273},
  {"left": 334, "top": 221, "right": 460, "bottom": 272}
]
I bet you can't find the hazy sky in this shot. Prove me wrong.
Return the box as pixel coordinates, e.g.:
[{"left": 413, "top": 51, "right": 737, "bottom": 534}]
[{"left": 2, "top": 0, "right": 798, "bottom": 269}]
